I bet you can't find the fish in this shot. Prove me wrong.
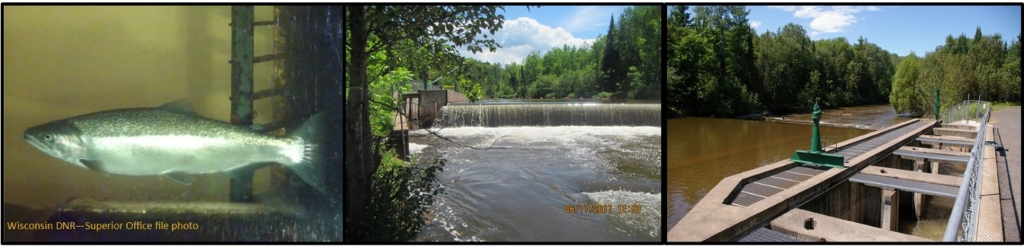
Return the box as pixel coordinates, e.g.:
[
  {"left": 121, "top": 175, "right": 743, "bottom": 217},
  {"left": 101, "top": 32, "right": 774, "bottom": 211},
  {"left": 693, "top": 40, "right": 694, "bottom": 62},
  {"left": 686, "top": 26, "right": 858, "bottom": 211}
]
[{"left": 23, "top": 99, "right": 329, "bottom": 194}]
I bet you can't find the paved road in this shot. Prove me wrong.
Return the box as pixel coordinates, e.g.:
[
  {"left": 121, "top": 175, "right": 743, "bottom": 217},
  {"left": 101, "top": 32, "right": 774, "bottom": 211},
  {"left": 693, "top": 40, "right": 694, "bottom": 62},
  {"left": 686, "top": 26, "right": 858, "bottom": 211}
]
[{"left": 991, "top": 107, "right": 1020, "bottom": 241}]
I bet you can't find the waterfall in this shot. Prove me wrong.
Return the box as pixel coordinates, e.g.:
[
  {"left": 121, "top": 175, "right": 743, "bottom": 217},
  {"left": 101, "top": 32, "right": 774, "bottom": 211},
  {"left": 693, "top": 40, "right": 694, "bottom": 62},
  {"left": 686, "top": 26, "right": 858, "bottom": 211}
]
[{"left": 437, "top": 103, "right": 661, "bottom": 127}]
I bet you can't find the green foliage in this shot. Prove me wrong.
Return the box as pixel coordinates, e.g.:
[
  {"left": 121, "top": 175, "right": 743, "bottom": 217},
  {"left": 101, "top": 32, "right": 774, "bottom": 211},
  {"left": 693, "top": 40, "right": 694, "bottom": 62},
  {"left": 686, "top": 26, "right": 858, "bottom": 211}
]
[
  {"left": 913, "top": 30, "right": 1020, "bottom": 113},
  {"left": 617, "top": 6, "right": 662, "bottom": 100},
  {"left": 350, "top": 147, "right": 446, "bottom": 242},
  {"left": 668, "top": 5, "right": 918, "bottom": 117},
  {"left": 626, "top": 66, "right": 643, "bottom": 99},
  {"left": 460, "top": 76, "right": 484, "bottom": 102},
  {"left": 890, "top": 53, "right": 924, "bottom": 115},
  {"left": 369, "top": 62, "right": 413, "bottom": 138},
  {"left": 669, "top": 5, "right": 762, "bottom": 117},
  {"left": 600, "top": 16, "right": 625, "bottom": 94},
  {"left": 356, "top": 43, "right": 447, "bottom": 242}
]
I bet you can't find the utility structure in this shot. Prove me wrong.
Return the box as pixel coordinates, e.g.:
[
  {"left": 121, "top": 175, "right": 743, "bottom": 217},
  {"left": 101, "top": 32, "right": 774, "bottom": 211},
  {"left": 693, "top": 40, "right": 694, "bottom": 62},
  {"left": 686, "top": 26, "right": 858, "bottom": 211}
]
[{"left": 789, "top": 101, "right": 846, "bottom": 169}]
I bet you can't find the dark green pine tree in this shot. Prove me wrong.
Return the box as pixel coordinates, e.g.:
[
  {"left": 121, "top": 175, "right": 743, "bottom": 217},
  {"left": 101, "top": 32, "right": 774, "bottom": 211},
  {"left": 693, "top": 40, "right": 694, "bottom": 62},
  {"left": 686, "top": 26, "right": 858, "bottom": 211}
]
[{"left": 600, "top": 16, "right": 624, "bottom": 94}]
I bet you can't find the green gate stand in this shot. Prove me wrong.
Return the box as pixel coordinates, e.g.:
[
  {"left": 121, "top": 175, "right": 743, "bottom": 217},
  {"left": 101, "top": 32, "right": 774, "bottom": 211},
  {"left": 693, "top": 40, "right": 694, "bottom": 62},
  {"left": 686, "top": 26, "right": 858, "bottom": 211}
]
[{"left": 790, "top": 102, "right": 846, "bottom": 169}]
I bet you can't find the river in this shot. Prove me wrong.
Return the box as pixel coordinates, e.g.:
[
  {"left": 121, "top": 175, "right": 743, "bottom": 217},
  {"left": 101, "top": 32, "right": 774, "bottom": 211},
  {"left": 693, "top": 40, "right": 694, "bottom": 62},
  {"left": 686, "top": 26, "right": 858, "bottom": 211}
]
[{"left": 410, "top": 102, "right": 662, "bottom": 242}]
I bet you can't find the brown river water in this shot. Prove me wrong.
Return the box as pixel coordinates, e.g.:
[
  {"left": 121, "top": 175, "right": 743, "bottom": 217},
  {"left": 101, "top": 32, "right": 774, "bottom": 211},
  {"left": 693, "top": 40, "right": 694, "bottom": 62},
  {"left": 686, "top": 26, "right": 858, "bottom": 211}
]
[{"left": 667, "top": 105, "right": 949, "bottom": 240}]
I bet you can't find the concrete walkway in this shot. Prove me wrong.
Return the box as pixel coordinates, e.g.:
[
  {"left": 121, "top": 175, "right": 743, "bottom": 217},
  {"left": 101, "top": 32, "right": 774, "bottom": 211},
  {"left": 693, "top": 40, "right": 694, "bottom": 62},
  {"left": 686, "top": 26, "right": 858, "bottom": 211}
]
[{"left": 991, "top": 107, "right": 1021, "bottom": 241}]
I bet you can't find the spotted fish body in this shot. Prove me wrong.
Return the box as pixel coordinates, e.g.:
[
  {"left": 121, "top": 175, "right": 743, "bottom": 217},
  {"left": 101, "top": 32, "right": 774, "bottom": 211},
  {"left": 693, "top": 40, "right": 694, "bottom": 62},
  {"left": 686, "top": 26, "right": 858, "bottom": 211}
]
[{"left": 23, "top": 100, "right": 326, "bottom": 193}]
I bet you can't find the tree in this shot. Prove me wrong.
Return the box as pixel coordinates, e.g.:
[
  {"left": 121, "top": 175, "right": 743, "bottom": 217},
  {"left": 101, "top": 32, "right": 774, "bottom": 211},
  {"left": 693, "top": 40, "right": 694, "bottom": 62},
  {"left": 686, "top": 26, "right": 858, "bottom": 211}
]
[
  {"left": 890, "top": 53, "right": 924, "bottom": 115},
  {"left": 600, "top": 16, "right": 624, "bottom": 94},
  {"left": 345, "top": 5, "right": 504, "bottom": 240},
  {"left": 616, "top": 6, "right": 662, "bottom": 100},
  {"left": 911, "top": 29, "right": 1019, "bottom": 112},
  {"left": 726, "top": 6, "right": 760, "bottom": 102},
  {"left": 1001, "top": 34, "right": 1021, "bottom": 102}
]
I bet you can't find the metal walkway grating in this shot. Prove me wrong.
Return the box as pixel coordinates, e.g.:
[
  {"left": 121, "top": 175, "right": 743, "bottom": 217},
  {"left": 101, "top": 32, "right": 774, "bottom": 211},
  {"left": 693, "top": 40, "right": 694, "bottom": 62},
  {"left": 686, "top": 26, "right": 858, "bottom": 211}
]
[
  {"left": 731, "top": 166, "right": 827, "bottom": 207},
  {"left": 917, "top": 136, "right": 975, "bottom": 146},
  {"left": 850, "top": 173, "right": 959, "bottom": 197},
  {"left": 728, "top": 121, "right": 932, "bottom": 207},
  {"left": 893, "top": 149, "right": 970, "bottom": 163},
  {"left": 832, "top": 120, "right": 930, "bottom": 159},
  {"left": 737, "top": 227, "right": 804, "bottom": 242}
]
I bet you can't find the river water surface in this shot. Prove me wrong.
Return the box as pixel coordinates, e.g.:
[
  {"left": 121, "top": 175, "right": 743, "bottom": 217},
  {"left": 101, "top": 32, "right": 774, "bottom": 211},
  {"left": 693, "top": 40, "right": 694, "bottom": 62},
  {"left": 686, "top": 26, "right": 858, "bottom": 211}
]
[{"left": 411, "top": 103, "right": 662, "bottom": 242}]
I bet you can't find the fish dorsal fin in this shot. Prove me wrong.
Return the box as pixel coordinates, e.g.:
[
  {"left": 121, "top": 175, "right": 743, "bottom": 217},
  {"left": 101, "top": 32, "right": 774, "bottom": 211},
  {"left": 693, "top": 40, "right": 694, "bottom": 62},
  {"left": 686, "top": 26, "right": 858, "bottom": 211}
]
[
  {"left": 159, "top": 99, "right": 197, "bottom": 115},
  {"left": 159, "top": 171, "right": 193, "bottom": 185},
  {"left": 79, "top": 159, "right": 107, "bottom": 174}
]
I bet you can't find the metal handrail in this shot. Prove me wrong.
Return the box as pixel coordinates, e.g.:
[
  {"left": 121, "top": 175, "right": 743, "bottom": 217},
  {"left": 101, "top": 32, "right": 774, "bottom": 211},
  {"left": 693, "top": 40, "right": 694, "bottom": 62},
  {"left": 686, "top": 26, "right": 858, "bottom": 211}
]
[{"left": 942, "top": 100, "right": 990, "bottom": 241}]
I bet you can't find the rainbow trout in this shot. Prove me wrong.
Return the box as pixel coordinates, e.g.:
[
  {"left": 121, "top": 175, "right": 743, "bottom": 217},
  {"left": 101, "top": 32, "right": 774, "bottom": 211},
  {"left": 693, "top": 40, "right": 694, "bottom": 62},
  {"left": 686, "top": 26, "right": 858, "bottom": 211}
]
[{"left": 23, "top": 100, "right": 328, "bottom": 193}]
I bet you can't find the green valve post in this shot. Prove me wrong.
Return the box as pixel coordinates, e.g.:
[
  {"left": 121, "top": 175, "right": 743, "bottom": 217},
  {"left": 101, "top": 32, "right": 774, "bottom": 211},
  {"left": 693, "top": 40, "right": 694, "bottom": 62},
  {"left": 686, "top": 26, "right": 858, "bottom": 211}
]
[
  {"left": 791, "top": 101, "right": 845, "bottom": 169},
  {"left": 809, "top": 102, "right": 822, "bottom": 153},
  {"left": 934, "top": 89, "right": 940, "bottom": 121}
]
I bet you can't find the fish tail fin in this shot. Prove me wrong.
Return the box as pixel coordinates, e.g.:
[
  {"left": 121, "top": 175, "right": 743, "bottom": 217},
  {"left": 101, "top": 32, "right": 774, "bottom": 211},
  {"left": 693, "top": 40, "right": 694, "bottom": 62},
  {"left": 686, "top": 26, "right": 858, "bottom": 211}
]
[{"left": 285, "top": 110, "right": 330, "bottom": 194}]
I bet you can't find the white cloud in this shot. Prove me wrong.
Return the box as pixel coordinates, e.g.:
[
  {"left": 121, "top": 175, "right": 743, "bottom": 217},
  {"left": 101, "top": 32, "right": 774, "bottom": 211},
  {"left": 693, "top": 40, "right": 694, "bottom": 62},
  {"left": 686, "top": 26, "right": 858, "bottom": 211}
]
[
  {"left": 459, "top": 17, "right": 594, "bottom": 65},
  {"left": 749, "top": 20, "right": 761, "bottom": 29},
  {"left": 772, "top": 6, "right": 880, "bottom": 36}
]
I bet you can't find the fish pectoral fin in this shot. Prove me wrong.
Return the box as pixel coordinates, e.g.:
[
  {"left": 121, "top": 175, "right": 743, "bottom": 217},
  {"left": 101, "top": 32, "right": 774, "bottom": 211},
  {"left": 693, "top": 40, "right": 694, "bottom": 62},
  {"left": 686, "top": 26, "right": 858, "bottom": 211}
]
[
  {"left": 158, "top": 99, "right": 198, "bottom": 115},
  {"left": 160, "top": 171, "right": 193, "bottom": 185},
  {"left": 79, "top": 159, "right": 108, "bottom": 174}
]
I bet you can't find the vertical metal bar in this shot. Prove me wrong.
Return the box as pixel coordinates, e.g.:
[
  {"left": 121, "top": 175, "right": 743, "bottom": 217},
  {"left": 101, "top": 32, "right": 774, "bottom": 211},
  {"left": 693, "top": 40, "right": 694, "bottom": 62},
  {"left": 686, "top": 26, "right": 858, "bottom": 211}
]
[
  {"left": 230, "top": 5, "right": 255, "bottom": 203},
  {"left": 975, "top": 95, "right": 980, "bottom": 120}
]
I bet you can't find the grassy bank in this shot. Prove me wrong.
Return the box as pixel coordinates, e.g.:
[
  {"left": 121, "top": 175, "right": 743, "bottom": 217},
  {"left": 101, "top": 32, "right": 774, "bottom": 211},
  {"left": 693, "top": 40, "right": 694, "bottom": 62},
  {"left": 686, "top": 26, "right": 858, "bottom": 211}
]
[{"left": 992, "top": 102, "right": 1021, "bottom": 113}]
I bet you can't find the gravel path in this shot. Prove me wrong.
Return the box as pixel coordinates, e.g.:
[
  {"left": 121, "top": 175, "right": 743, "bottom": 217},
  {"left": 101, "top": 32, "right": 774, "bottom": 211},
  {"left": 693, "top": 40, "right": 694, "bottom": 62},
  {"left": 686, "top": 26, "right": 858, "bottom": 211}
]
[{"left": 991, "top": 107, "right": 1020, "bottom": 241}]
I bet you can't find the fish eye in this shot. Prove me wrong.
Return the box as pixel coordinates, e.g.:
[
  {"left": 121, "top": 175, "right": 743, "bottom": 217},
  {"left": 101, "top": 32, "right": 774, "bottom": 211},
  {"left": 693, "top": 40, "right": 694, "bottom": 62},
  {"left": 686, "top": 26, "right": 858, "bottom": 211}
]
[{"left": 43, "top": 134, "right": 53, "bottom": 141}]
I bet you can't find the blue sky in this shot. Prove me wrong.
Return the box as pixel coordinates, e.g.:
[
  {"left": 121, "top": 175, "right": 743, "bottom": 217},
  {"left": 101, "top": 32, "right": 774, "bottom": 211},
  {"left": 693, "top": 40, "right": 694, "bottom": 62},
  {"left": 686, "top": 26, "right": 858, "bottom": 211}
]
[
  {"left": 462, "top": 5, "right": 1021, "bottom": 65},
  {"left": 745, "top": 5, "right": 1021, "bottom": 56},
  {"left": 459, "top": 5, "right": 631, "bottom": 65}
]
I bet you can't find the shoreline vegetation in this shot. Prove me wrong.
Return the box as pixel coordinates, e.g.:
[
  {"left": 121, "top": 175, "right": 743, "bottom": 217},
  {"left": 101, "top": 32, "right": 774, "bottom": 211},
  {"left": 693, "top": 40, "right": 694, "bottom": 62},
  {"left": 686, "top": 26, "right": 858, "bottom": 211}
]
[{"left": 667, "top": 5, "right": 1021, "bottom": 120}]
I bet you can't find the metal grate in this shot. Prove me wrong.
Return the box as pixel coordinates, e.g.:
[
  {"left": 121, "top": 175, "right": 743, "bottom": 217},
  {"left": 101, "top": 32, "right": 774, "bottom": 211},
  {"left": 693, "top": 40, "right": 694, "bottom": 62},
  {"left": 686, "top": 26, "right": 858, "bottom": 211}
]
[
  {"left": 772, "top": 170, "right": 814, "bottom": 181},
  {"left": 737, "top": 227, "right": 804, "bottom": 242},
  {"left": 758, "top": 176, "right": 802, "bottom": 188},
  {"left": 893, "top": 149, "right": 970, "bottom": 163},
  {"left": 788, "top": 166, "right": 827, "bottom": 176},
  {"left": 834, "top": 120, "right": 931, "bottom": 160},
  {"left": 918, "top": 136, "right": 975, "bottom": 146},
  {"left": 850, "top": 173, "right": 959, "bottom": 198}
]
